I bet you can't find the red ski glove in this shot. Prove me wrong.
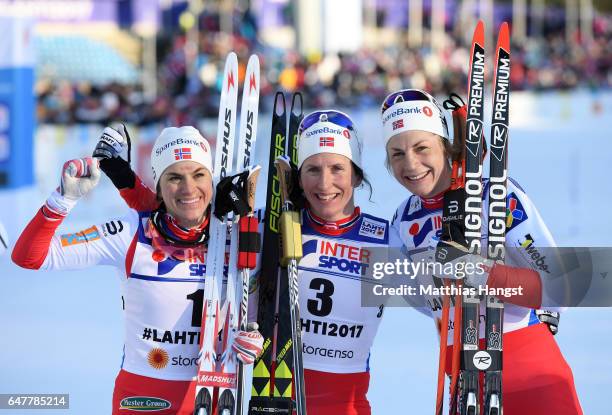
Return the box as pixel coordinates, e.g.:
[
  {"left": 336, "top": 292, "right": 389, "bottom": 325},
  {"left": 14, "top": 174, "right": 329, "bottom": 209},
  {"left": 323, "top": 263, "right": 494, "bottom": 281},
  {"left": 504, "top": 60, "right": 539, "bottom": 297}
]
[{"left": 232, "top": 323, "right": 264, "bottom": 365}]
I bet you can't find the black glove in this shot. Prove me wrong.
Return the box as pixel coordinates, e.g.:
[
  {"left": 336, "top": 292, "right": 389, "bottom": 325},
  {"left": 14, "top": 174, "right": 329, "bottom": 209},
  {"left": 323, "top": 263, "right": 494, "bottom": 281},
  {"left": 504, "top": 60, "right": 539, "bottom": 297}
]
[
  {"left": 93, "top": 124, "right": 136, "bottom": 189},
  {"left": 536, "top": 310, "right": 560, "bottom": 335}
]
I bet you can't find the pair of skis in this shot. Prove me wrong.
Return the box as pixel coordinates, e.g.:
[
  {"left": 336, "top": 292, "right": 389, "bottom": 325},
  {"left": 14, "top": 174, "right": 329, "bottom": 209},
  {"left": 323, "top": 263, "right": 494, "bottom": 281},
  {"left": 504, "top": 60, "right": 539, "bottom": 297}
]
[
  {"left": 194, "top": 52, "right": 261, "bottom": 415},
  {"left": 249, "top": 93, "right": 307, "bottom": 415},
  {"left": 436, "top": 21, "right": 510, "bottom": 415}
]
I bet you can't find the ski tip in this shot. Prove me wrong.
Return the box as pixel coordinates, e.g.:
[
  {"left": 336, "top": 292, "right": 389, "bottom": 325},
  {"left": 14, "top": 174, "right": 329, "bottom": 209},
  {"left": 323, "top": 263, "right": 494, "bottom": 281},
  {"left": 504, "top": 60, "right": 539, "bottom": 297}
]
[
  {"left": 290, "top": 92, "right": 303, "bottom": 116},
  {"left": 247, "top": 53, "right": 260, "bottom": 67},
  {"left": 473, "top": 20, "right": 485, "bottom": 45},
  {"left": 225, "top": 51, "right": 238, "bottom": 69},
  {"left": 497, "top": 21, "right": 510, "bottom": 50},
  {"left": 223, "top": 53, "right": 238, "bottom": 93},
  {"left": 273, "top": 91, "right": 286, "bottom": 117}
]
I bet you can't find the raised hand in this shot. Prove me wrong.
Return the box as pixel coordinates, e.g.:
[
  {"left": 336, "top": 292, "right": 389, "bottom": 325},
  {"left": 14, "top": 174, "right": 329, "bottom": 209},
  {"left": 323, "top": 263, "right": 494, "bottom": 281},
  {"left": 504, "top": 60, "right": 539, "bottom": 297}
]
[
  {"left": 93, "top": 123, "right": 130, "bottom": 161},
  {"left": 93, "top": 124, "right": 136, "bottom": 190},
  {"left": 45, "top": 157, "right": 101, "bottom": 216}
]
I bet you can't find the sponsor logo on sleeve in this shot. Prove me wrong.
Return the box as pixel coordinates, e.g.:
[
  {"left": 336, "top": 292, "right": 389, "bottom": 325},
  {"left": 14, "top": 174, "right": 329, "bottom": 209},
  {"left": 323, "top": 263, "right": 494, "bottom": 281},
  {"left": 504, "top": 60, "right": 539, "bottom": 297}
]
[
  {"left": 60, "top": 226, "right": 100, "bottom": 246},
  {"left": 506, "top": 193, "right": 527, "bottom": 231},
  {"left": 102, "top": 220, "right": 124, "bottom": 237},
  {"left": 517, "top": 233, "right": 550, "bottom": 274},
  {"left": 359, "top": 218, "right": 386, "bottom": 240}
]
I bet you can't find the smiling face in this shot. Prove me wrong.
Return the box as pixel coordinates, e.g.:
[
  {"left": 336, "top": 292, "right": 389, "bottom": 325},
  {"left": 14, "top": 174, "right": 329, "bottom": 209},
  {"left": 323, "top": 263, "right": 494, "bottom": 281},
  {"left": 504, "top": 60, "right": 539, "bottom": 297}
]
[
  {"left": 159, "top": 161, "right": 213, "bottom": 228},
  {"left": 299, "top": 153, "right": 359, "bottom": 221},
  {"left": 386, "top": 130, "right": 452, "bottom": 198}
]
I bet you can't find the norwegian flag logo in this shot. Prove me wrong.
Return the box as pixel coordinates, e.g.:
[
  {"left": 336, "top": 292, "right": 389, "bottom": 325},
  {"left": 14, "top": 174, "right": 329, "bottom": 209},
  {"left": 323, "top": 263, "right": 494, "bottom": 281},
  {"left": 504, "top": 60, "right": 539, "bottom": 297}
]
[
  {"left": 319, "top": 137, "right": 334, "bottom": 147},
  {"left": 392, "top": 119, "right": 404, "bottom": 130},
  {"left": 174, "top": 147, "right": 192, "bottom": 160}
]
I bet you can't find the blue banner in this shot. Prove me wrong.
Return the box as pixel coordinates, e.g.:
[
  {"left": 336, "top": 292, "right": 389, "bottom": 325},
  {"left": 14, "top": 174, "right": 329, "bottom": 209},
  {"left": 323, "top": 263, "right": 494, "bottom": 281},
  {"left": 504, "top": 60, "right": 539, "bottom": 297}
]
[{"left": 0, "top": 16, "right": 35, "bottom": 188}]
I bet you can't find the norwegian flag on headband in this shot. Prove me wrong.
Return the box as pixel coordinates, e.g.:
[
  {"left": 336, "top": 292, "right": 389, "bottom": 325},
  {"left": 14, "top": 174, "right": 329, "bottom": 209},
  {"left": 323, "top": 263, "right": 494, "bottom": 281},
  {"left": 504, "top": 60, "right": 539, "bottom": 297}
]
[
  {"left": 392, "top": 119, "right": 404, "bottom": 130},
  {"left": 174, "top": 147, "right": 192, "bottom": 160},
  {"left": 319, "top": 137, "right": 334, "bottom": 147}
]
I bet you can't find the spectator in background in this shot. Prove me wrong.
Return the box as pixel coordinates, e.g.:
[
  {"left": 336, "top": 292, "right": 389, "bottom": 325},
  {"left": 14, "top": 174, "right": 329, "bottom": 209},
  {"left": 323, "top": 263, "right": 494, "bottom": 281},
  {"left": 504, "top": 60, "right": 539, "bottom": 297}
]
[{"left": 35, "top": 13, "right": 611, "bottom": 126}]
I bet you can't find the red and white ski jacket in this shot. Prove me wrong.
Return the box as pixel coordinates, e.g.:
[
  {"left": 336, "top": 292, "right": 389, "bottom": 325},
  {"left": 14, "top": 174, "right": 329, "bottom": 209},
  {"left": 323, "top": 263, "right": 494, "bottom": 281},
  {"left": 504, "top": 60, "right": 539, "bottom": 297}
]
[
  {"left": 390, "top": 178, "right": 565, "bottom": 344},
  {"left": 12, "top": 204, "right": 259, "bottom": 381},
  {"left": 115, "top": 178, "right": 392, "bottom": 376}
]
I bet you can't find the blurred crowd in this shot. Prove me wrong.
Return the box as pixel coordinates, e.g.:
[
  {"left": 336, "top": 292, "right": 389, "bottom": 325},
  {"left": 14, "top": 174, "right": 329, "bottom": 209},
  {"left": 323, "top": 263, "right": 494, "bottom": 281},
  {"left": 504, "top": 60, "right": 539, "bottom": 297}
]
[{"left": 36, "top": 12, "right": 611, "bottom": 125}]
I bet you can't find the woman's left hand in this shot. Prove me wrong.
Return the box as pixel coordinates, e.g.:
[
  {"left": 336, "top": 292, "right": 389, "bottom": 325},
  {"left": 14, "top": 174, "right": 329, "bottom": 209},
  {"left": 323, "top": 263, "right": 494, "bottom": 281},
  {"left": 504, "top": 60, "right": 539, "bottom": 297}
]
[{"left": 435, "top": 239, "right": 493, "bottom": 287}]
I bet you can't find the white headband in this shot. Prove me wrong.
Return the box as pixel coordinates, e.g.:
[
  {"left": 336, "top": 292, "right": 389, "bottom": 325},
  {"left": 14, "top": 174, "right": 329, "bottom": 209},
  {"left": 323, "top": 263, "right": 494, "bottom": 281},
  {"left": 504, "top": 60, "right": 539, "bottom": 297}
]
[
  {"left": 381, "top": 99, "right": 449, "bottom": 144},
  {"left": 151, "top": 126, "right": 213, "bottom": 188},
  {"left": 298, "top": 115, "right": 362, "bottom": 169}
]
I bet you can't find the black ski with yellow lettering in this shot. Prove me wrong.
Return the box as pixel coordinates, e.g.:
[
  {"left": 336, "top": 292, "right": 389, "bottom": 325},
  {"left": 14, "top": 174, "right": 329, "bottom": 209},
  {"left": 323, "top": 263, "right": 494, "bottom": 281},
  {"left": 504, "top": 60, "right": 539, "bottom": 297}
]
[
  {"left": 250, "top": 92, "right": 302, "bottom": 414},
  {"left": 272, "top": 93, "right": 303, "bottom": 403},
  {"left": 249, "top": 92, "right": 290, "bottom": 415}
]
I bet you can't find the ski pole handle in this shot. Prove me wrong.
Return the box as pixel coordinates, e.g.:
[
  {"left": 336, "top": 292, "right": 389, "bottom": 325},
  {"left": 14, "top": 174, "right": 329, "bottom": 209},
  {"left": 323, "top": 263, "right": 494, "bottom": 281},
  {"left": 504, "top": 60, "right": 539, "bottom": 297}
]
[
  {"left": 246, "top": 165, "right": 261, "bottom": 213},
  {"left": 274, "top": 155, "right": 294, "bottom": 207},
  {"left": 274, "top": 155, "right": 303, "bottom": 266},
  {"left": 279, "top": 211, "right": 302, "bottom": 266},
  {"left": 238, "top": 166, "right": 262, "bottom": 270}
]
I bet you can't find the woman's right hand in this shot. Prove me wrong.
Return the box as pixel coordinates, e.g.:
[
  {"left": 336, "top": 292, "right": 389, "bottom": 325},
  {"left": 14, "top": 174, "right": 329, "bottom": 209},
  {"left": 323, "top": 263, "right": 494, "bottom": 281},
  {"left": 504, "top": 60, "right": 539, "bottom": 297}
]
[{"left": 232, "top": 323, "right": 264, "bottom": 365}]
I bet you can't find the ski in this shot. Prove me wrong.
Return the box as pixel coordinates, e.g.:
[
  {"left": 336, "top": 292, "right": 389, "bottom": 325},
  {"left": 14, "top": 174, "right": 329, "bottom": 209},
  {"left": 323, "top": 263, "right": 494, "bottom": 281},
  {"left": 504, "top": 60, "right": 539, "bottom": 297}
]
[
  {"left": 442, "top": 21, "right": 510, "bottom": 415},
  {"left": 275, "top": 155, "right": 307, "bottom": 415},
  {"left": 227, "top": 54, "right": 261, "bottom": 415},
  {"left": 195, "top": 52, "right": 239, "bottom": 415},
  {"left": 435, "top": 112, "right": 467, "bottom": 415},
  {"left": 458, "top": 20, "right": 486, "bottom": 415},
  {"left": 249, "top": 92, "right": 292, "bottom": 414},
  {"left": 249, "top": 92, "right": 303, "bottom": 414},
  {"left": 272, "top": 93, "right": 303, "bottom": 402},
  {"left": 483, "top": 22, "right": 510, "bottom": 415},
  {"left": 195, "top": 53, "right": 262, "bottom": 415},
  {"left": 288, "top": 93, "right": 303, "bottom": 169},
  {"left": 232, "top": 165, "right": 262, "bottom": 414}
]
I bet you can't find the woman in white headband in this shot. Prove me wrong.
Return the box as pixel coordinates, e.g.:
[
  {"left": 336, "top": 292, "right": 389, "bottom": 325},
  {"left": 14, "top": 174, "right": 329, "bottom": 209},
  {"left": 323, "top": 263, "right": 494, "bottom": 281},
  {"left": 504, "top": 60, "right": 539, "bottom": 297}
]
[
  {"left": 381, "top": 89, "right": 582, "bottom": 414},
  {"left": 274, "top": 109, "right": 390, "bottom": 414},
  {"left": 12, "top": 126, "right": 263, "bottom": 414},
  {"left": 103, "top": 112, "right": 390, "bottom": 415}
]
